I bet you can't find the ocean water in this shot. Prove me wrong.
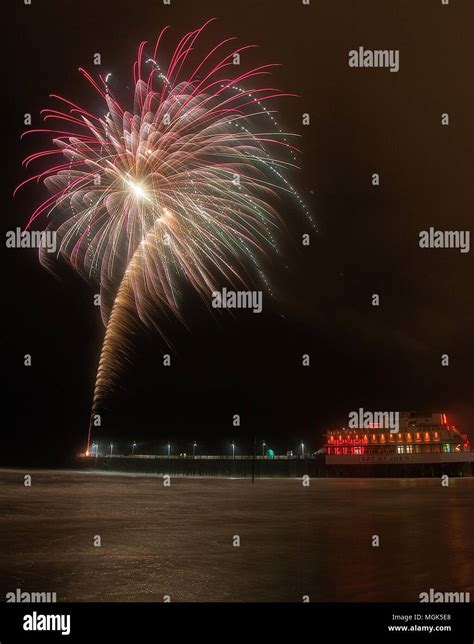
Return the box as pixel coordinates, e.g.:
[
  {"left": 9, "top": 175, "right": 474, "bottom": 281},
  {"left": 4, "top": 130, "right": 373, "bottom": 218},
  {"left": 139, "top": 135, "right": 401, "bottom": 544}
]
[{"left": 0, "top": 469, "right": 473, "bottom": 602}]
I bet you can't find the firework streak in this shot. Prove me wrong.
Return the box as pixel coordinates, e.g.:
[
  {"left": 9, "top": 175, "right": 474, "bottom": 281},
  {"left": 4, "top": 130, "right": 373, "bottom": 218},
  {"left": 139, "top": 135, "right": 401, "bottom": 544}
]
[{"left": 15, "top": 20, "right": 311, "bottom": 451}]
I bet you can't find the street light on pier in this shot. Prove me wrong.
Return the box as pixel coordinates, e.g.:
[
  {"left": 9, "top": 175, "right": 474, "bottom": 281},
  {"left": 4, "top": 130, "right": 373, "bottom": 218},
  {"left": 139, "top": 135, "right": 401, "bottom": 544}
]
[
  {"left": 301, "top": 441, "right": 305, "bottom": 458},
  {"left": 262, "top": 440, "right": 266, "bottom": 457},
  {"left": 110, "top": 442, "right": 114, "bottom": 457},
  {"left": 132, "top": 442, "right": 137, "bottom": 456},
  {"left": 193, "top": 442, "right": 197, "bottom": 458},
  {"left": 167, "top": 442, "right": 171, "bottom": 457},
  {"left": 231, "top": 442, "right": 235, "bottom": 459}
]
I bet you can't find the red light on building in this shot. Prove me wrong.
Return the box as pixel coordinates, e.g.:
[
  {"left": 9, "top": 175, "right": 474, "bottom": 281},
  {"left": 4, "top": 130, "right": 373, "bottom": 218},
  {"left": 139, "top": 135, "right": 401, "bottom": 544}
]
[{"left": 324, "top": 413, "right": 471, "bottom": 464}]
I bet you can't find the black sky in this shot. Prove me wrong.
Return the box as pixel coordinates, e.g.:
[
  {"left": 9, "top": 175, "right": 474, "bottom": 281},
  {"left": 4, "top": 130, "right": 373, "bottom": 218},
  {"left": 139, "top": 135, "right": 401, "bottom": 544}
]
[{"left": 3, "top": 0, "right": 473, "bottom": 464}]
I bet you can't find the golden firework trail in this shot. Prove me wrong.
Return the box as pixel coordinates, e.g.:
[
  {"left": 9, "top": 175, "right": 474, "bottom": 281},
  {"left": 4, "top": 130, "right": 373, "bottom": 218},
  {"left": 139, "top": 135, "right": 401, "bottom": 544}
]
[{"left": 15, "top": 20, "right": 312, "bottom": 453}]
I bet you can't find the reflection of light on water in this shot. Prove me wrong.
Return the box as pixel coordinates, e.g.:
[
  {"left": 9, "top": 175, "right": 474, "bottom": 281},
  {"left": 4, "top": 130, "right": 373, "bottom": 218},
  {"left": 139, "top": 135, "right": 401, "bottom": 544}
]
[
  {"left": 446, "top": 502, "right": 474, "bottom": 579},
  {"left": 1, "top": 470, "right": 473, "bottom": 601}
]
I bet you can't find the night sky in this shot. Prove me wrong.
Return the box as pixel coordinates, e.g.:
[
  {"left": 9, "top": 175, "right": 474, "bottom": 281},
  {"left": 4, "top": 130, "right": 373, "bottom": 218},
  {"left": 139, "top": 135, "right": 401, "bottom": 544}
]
[{"left": 3, "top": 0, "right": 473, "bottom": 465}]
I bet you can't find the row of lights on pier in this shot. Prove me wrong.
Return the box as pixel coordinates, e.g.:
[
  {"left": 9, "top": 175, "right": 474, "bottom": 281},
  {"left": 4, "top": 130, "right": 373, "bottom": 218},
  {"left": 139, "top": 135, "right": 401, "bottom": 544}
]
[{"left": 90, "top": 441, "right": 306, "bottom": 458}]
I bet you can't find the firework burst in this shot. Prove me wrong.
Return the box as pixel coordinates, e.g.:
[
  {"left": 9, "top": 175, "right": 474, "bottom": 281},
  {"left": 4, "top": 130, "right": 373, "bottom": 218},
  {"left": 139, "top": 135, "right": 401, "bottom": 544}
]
[{"left": 15, "top": 19, "right": 312, "bottom": 451}]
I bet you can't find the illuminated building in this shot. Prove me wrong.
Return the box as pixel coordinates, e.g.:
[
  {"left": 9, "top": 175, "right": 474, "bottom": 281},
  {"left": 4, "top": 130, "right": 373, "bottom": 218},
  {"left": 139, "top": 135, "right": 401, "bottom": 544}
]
[{"left": 325, "top": 412, "right": 471, "bottom": 466}]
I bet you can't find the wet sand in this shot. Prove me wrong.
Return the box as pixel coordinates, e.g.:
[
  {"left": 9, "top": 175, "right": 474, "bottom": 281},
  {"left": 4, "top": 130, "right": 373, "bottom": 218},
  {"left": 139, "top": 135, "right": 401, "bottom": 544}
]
[{"left": 1, "top": 469, "right": 473, "bottom": 602}]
